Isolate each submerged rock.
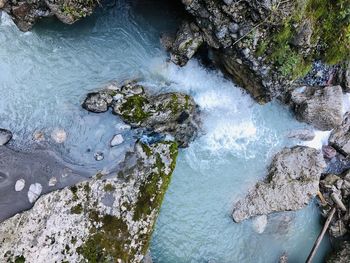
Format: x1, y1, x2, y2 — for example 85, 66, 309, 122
0, 141, 178, 263
287, 129, 315, 141
82, 81, 201, 147
27, 183, 42, 203
94, 151, 104, 161
51, 128, 67, 144
290, 86, 343, 130
329, 112, 350, 156
0, 128, 12, 145
14, 179, 25, 192
232, 146, 326, 222
252, 215, 267, 234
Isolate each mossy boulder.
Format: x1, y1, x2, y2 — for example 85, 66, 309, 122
176, 0, 350, 102
0, 141, 178, 263
2, 0, 98, 31
82, 81, 201, 147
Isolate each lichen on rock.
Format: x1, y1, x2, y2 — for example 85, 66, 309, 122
0, 141, 178, 263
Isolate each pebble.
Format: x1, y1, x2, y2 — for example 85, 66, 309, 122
27, 183, 42, 203
110, 134, 124, 147
15, 179, 25, 192
48, 177, 57, 187
0, 128, 12, 145
252, 215, 267, 234
323, 145, 337, 159
94, 152, 104, 161
51, 128, 67, 144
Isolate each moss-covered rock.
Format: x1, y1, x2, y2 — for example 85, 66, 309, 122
82, 81, 201, 147
0, 141, 178, 263
176, 0, 350, 102
2, 0, 98, 31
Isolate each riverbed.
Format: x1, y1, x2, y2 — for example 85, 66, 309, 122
0, 0, 329, 262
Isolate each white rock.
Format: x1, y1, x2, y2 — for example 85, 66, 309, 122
116, 123, 131, 131
48, 177, 57, 187
252, 215, 268, 234
28, 183, 42, 203
15, 179, 25, 192
33, 130, 45, 142
51, 128, 67, 143
110, 134, 124, 147
94, 152, 104, 161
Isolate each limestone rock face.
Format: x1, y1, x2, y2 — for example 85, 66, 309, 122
329, 112, 350, 156
2, 0, 97, 31
232, 146, 326, 222
290, 86, 343, 131
0, 141, 178, 263
82, 81, 201, 148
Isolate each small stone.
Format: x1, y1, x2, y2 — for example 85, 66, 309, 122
110, 134, 124, 147
0, 128, 12, 145
94, 152, 104, 161
48, 177, 57, 187
279, 253, 288, 263
116, 123, 131, 131
0, 0, 6, 9
15, 179, 25, 192
113, 94, 123, 101
228, 23, 239, 33
33, 130, 45, 142
252, 215, 267, 234
51, 128, 67, 144
28, 183, 42, 203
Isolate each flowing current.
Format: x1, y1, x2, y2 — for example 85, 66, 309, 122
0, 1, 330, 262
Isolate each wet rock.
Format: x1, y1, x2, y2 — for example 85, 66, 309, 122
110, 134, 124, 147
0, 128, 12, 145
83, 82, 201, 148
287, 129, 315, 141
252, 215, 267, 234
232, 146, 326, 222
27, 183, 42, 203
329, 112, 350, 156
51, 128, 67, 143
94, 151, 104, 161
0, 141, 178, 263
170, 21, 204, 66
14, 179, 25, 192
290, 86, 343, 130
279, 253, 288, 263
323, 145, 337, 159
82, 91, 113, 113
0, 0, 6, 9
4, 0, 97, 31
291, 19, 313, 49
329, 219, 347, 238
326, 241, 350, 263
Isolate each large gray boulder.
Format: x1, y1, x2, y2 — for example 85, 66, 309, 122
0, 141, 178, 263
232, 146, 326, 222
82, 81, 201, 148
290, 86, 343, 130
329, 112, 350, 156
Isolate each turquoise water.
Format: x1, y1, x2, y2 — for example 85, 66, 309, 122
0, 1, 329, 262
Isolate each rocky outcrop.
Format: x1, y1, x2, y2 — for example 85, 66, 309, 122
1, 0, 97, 31
82, 81, 201, 147
170, 21, 204, 66
0, 141, 178, 263
172, 0, 350, 103
290, 85, 343, 130
232, 146, 326, 222
335, 62, 350, 92
326, 241, 350, 263
329, 112, 350, 156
